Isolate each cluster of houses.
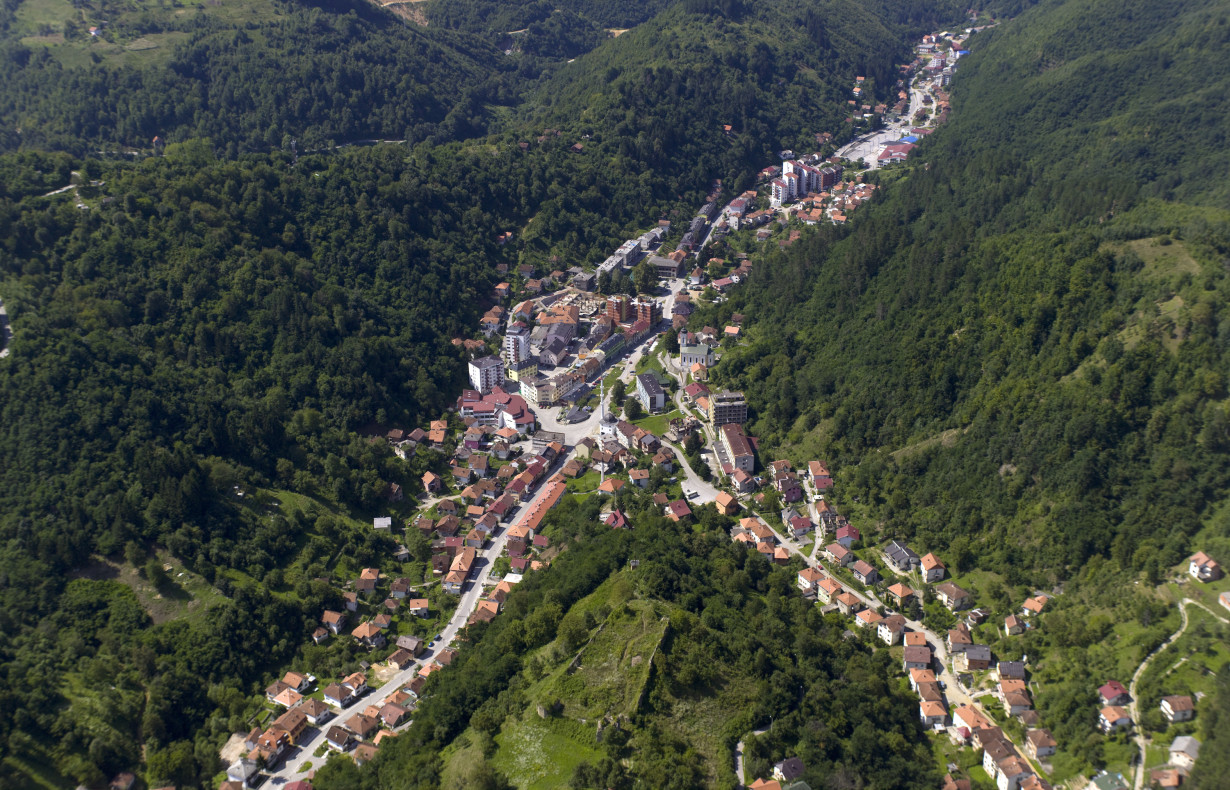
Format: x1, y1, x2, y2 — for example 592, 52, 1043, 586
477, 287, 661, 409
769, 159, 845, 208
672, 260, 754, 318
226, 660, 413, 787
308, 569, 433, 652
425, 412, 571, 582
946, 703, 1053, 790
1095, 680, 1205, 787
1153, 737, 1202, 789
758, 156, 879, 227
232, 574, 530, 783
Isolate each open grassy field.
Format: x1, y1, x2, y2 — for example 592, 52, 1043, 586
9, 0, 284, 66
565, 469, 602, 494
70, 550, 229, 627
492, 711, 605, 789
1137, 604, 1230, 708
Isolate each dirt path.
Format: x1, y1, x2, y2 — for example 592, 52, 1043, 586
1185, 597, 1230, 626
1129, 599, 1193, 790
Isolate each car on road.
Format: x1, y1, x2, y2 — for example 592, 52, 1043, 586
687, 491, 700, 499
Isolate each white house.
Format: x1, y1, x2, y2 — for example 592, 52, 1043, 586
1189, 551, 1222, 582
1170, 736, 1200, 769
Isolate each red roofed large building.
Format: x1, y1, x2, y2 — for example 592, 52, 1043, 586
877, 142, 915, 164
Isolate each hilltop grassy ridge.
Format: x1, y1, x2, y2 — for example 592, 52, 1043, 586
319, 495, 935, 789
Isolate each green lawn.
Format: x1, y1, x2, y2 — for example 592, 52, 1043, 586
13, 0, 282, 67
968, 764, 995, 788
633, 409, 682, 437
13, 0, 76, 34
634, 348, 661, 374
601, 367, 624, 395
1137, 604, 1230, 707
928, 733, 985, 783
1164, 572, 1230, 615
565, 469, 604, 494
1144, 743, 1171, 769
946, 568, 1007, 610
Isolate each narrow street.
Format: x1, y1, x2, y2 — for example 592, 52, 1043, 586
734, 726, 769, 785
270, 447, 585, 783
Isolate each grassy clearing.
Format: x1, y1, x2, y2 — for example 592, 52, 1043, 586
1164, 574, 1230, 615
13, 0, 76, 33
1120, 238, 1200, 281
11, 0, 284, 66
72, 552, 229, 627
1144, 742, 1171, 770
1138, 604, 1230, 703
946, 567, 1007, 605
890, 427, 964, 462
632, 408, 681, 437
492, 711, 603, 789
565, 469, 603, 494
928, 733, 985, 781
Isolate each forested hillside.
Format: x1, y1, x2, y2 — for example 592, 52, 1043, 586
0, 0, 516, 154
707, 0, 1230, 578
524, 0, 904, 195
11, 0, 1195, 782
312, 496, 937, 790
0, 0, 954, 778
0, 130, 681, 785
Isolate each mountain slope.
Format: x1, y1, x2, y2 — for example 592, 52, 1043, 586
0, 0, 511, 153
708, 0, 1230, 577
314, 497, 936, 790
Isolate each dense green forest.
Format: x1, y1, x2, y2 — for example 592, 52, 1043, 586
0, 0, 518, 154
705, 0, 1230, 579
0, 134, 678, 785
0, 0, 961, 780
0, 0, 989, 156
312, 495, 937, 790
15, 0, 1230, 782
